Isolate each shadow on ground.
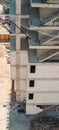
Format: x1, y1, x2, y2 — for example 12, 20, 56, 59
7, 83, 30, 130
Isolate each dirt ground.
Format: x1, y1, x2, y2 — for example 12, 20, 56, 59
0, 44, 11, 129
0, 44, 11, 105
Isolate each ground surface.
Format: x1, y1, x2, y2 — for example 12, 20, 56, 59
0, 44, 30, 130
0, 44, 11, 130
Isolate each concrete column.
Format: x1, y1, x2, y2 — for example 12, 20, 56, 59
16, 0, 21, 102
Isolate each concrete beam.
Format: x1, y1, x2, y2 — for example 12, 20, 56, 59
31, 3, 59, 8
30, 26, 59, 30
29, 46, 59, 49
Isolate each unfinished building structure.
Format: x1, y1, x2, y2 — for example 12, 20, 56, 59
10, 0, 59, 114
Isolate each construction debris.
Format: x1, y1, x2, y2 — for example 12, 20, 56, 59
30, 116, 59, 130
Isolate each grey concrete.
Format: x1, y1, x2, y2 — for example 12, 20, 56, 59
9, 110, 30, 130
0, 105, 30, 130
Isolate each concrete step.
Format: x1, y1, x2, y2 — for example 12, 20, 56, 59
40, 30, 59, 45
39, 49, 59, 62
41, 11, 59, 25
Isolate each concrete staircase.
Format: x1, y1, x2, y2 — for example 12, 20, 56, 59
41, 11, 59, 25
47, 0, 59, 4
40, 30, 59, 45
30, 11, 59, 26
39, 49, 59, 62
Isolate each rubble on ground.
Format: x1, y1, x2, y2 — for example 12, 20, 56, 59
30, 116, 59, 130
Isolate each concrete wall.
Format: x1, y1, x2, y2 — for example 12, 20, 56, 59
26, 64, 59, 114
26, 93, 59, 104
10, 0, 59, 114
28, 64, 59, 79
27, 80, 59, 92
26, 105, 42, 115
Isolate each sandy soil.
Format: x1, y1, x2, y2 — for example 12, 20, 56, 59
0, 44, 11, 130
0, 44, 11, 105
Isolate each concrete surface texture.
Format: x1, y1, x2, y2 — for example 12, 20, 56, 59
0, 4, 3, 13
0, 44, 30, 130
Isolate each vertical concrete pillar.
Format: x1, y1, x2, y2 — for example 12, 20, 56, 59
16, 0, 21, 102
